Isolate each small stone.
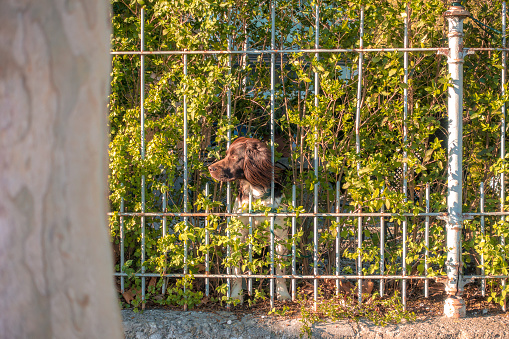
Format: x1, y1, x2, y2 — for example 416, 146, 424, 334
482, 309, 488, 315
227, 320, 232, 325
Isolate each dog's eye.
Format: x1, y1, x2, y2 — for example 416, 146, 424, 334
230, 155, 236, 159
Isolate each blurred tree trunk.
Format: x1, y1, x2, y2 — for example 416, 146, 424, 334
0, 1, 122, 338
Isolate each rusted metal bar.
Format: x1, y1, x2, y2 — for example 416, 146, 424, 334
111, 47, 444, 55
463, 212, 509, 216
113, 273, 509, 280
109, 211, 509, 218
110, 211, 452, 217
467, 47, 509, 52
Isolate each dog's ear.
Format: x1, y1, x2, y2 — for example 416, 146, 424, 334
243, 139, 273, 188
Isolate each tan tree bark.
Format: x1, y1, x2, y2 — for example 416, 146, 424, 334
0, 0, 123, 338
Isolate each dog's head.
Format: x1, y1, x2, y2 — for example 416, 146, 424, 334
208, 137, 273, 188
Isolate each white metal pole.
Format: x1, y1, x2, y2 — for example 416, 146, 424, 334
443, 2, 470, 319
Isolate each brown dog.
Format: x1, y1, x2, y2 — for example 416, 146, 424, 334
209, 137, 291, 302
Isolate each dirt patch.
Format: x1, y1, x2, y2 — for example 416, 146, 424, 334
136, 280, 504, 319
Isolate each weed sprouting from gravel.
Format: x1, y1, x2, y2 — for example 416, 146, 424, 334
297, 288, 416, 338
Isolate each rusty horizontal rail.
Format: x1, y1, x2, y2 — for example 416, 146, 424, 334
111, 47, 442, 56
108, 211, 509, 218
114, 272, 509, 280
110, 47, 509, 56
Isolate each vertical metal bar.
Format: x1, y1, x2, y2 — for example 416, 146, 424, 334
162, 190, 167, 237
292, 184, 296, 301
140, 7, 146, 305
205, 183, 210, 297
120, 195, 125, 293
443, 3, 469, 318
480, 182, 485, 297
425, 183, 430, 298
248, 190, 253, 296
313, 0, 320, 312
242, 20, 249, 92
270, 0, 276, 310
402, 6, 409, 310
336, 181, 341, 296
226, 189, 231, 306
182, 52, 189, 310
379, 186, 385, 297
226, 18, 232, 306
500, 1, 507, 310
355, 6, 364, 304
161, 188, 167, 294
183, 52, 189, 279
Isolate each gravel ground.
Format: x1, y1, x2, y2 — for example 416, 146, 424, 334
122, 308, 509, 338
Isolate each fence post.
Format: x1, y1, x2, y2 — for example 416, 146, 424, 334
442, 1, 470, 318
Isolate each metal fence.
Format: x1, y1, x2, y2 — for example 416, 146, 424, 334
109, 1, 509, 318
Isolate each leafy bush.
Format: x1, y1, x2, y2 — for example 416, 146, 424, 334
109, 0, 509, 311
